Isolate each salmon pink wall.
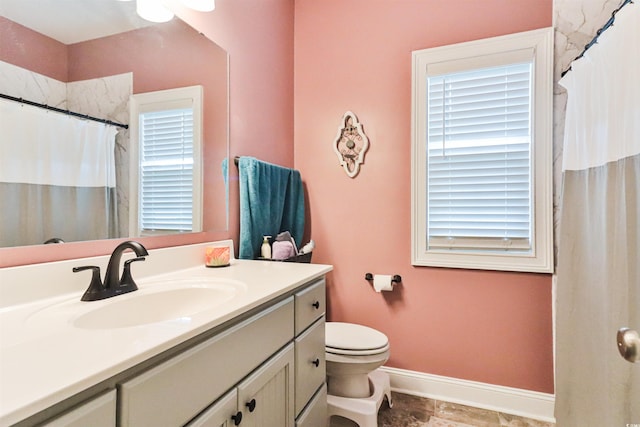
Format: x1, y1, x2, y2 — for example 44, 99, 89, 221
294, 0, 554, 393
171, 0, 295, 167
0, 16, 67, 81
67, 19, 225, 94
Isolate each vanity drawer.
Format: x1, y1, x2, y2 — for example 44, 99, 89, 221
295, 278, 325, 335
295, 316, 326, 416
118, 297, 294, 427
296, 383, 327, 427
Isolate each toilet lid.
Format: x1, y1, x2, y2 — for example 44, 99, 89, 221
325, 322, 389, 353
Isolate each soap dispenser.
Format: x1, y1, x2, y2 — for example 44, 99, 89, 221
261, 236, 272, 259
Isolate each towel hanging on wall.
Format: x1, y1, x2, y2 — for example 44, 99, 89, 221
237, 156, 305, 259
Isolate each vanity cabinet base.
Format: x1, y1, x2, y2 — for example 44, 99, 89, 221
29, 276, 328, 427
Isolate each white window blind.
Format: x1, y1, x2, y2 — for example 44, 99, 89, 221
139, 107, 194, 232
412, 28, 553, 272
426, 62, 532, 251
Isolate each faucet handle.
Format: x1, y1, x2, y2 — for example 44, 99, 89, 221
73, 266, 104, 302
119, 256, 146, 293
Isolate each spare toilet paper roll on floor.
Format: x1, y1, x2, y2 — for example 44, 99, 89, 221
373, 274, 394, 292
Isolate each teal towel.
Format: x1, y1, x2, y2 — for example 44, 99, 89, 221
238, 157, 305, 259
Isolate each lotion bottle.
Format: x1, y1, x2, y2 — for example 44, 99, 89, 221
261, 236, 272, 259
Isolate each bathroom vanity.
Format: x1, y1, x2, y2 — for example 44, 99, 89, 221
0, 241, 332, 427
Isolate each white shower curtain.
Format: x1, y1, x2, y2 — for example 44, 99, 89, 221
555, 3, 640, 426
0, 99, 118, 247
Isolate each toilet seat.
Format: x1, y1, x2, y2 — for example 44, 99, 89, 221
325, 322, 389, 356
326, 342, 390, 356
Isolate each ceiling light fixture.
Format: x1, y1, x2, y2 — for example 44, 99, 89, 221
136, 0, 174, 23
134, 0, 216, 23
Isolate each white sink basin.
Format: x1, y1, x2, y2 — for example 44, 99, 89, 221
27, 277, 247, 330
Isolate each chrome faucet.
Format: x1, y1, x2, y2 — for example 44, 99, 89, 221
73, 241, 149, 301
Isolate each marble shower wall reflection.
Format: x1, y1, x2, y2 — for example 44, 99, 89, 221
67, 73, 132, 238
552, 0, 622, 261
0, 61, 67, 106
0, 61, 132, 238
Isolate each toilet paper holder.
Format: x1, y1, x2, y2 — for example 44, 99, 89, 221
364, 273, 402, 284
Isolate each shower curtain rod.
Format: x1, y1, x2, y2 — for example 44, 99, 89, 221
561, 0, 634, 77
0, 93, 129, 129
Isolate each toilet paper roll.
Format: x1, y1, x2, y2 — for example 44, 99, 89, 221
373, 274, 394, 292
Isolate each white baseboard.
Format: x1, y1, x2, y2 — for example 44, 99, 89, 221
380, 367, 555, 423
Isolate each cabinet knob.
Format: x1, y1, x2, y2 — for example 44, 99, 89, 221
312, 358, 320, 367
312, 301, 320, 309
246, 398, 257, 412
231, 411, 243, 425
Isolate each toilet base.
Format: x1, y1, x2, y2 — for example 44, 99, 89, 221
327, 371, 372, 398
327, 369, 392, 427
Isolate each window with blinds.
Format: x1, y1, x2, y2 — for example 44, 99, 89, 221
139, 108, 194, 232
427, 63, 532, 251
411, 28, 554, 273
130, 86, 203, 237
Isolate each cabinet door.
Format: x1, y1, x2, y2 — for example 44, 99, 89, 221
40, 390, 116, 427
185, 389, 238, 427
295, 317, 325, 416
237, 343, 295, 427
119, 298, 294, 427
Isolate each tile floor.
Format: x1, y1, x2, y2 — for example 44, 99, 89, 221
330, 391, 555, 427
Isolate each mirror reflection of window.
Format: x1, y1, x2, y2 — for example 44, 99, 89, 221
0, 3, 230, 248
130, 86, 203, 236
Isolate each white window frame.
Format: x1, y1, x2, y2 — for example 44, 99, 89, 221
411, 28, 554, 273
129, 86, 203, 237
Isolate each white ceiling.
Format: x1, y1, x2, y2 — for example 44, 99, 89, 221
0, 0, 154, 44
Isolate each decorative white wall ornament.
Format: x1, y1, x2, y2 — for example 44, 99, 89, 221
333, 111, 370, 178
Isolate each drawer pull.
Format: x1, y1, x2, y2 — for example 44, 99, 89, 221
312, 301, 320, 309
246, 398, 257, 412
231, 411, 243, 425
312, 358, 320, 367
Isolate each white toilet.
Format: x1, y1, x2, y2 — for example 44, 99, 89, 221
325, 322, 392, 427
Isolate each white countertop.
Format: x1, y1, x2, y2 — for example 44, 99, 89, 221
0, 241, 332, 426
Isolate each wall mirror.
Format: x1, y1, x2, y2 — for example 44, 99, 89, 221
0, 0, 229, 248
